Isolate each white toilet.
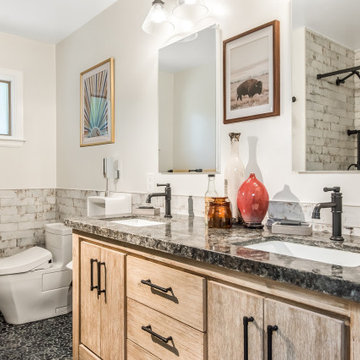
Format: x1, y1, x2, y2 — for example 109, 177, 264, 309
0, 223, 73, 324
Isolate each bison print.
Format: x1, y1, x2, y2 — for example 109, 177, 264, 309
237, 79, 262, 101
230, 72, 269, 111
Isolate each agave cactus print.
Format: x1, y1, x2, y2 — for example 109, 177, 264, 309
80, 58, 114, 146
84, 70, 109, 138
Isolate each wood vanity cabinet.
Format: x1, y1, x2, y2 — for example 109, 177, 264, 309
265, 299, 346, 360
208, 281, 347, 360
73, 233, 359, 360
79, 241, 126, 360
208, 281, 264, 360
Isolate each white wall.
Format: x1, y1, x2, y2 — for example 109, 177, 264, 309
0, 32, 56, 189
56, 0, 360, 207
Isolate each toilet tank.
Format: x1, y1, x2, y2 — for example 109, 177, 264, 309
45, 223, 72, 266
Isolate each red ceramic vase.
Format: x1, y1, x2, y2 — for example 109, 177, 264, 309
237, 173, 269, 228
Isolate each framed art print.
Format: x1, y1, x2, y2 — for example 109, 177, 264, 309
80, 58, 114, 146
223, 20, 280, 123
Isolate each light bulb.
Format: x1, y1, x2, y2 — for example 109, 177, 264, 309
149, 2, 167, 23
142, 0, 174, 35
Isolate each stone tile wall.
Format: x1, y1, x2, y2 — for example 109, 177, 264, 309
269, 200, 360, 237
55, 189, 204, 219
1, 187, 360, 257
0, 189, 56, 257
55, 189, 103, 221
306, 29, 356, 170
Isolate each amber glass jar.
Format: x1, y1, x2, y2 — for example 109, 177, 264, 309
207, 197, 232, 229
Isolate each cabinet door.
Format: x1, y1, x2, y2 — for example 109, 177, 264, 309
208, 281, 264, 360
80, 241, 101, 356
99, 247, 126, 360
265, 299, 347, 360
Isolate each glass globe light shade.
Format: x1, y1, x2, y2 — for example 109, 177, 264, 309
173, 0, 209, 22
142, 0, 175, 35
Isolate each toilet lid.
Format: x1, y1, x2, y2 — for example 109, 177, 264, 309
0, 247, 52, 275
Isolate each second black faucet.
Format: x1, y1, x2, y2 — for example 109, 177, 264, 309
146, 183, 172, 218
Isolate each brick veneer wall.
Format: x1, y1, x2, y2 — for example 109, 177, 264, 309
305, 29, 356, 171
0, 189, 56, 257
1, 187, 360, 257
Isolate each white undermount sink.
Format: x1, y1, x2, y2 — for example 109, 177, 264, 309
111, 218, 164, 227
245, 241, 360, 267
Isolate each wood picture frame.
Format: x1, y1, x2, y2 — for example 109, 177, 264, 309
80, 58, 115, 146
223, 20, 280, 124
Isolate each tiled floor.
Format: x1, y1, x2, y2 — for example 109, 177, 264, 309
0, 312, 72, 360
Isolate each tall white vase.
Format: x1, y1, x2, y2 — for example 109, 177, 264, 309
224, 132, 245, 222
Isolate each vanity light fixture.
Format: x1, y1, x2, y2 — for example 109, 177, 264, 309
173, 0, 209, 22
142, 0, 175, 35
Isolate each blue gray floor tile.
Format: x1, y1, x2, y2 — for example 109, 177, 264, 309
0, 312, 72, 360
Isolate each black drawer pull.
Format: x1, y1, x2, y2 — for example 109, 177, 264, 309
98, 261, 106, 301
141, 325, 173, 344
243, 316, 254, 360
267, 325, 278, 360
90, 259, 99, 292
141, 279, 172, 294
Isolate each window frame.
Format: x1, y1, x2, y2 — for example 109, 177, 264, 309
0, 79, 12, 136
0, 68, 24, 147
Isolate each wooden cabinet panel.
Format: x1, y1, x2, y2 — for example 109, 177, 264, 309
79, 345, 101, 360
208, 281, 264, 360
127, 298, 206, 360
80, 241, 101, 356
127, 255, 206, 331
265, 299, 346, 360
100, 247, 126, 360
127, 340, 160, 360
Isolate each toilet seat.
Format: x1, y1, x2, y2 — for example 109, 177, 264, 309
0, 247, 52, 275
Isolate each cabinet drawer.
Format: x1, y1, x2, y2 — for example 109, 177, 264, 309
127, 340, 160, 360
127, 298, 206, 360
127, 256, 206, 331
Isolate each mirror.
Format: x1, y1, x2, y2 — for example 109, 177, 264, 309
292, 0, 360, 172
158, 25, 219, 174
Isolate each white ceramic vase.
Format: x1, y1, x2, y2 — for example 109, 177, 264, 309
224, 132, 245, 222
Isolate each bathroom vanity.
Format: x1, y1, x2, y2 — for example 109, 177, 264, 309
65, 215, 360, 360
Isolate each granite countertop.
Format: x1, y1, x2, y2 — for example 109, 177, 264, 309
64, 214, 360, 303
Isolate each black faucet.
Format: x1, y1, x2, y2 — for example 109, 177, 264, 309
146, 183, 172, 218
312, 187, 343, 241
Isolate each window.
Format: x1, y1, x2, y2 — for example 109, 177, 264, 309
0, 69, 24, 147
0, 80, 11, 136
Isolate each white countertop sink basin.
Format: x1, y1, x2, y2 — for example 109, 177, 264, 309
111, 218, 164, 227
245, 241, 360, 267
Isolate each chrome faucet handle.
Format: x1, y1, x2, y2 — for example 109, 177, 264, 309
323, 187, 340, 193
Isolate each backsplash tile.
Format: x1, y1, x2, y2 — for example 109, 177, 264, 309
0, 188, 360, 257
0, 189, 57, 257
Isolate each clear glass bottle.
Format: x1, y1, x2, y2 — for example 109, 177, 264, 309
205, 174, 218, 224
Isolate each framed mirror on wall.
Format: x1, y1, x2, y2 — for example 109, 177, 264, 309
292, 0, 360, 172
158, 25, 220, 174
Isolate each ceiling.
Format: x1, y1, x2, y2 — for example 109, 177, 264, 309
293, 0, 360, 50
0, 0, 117, 44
